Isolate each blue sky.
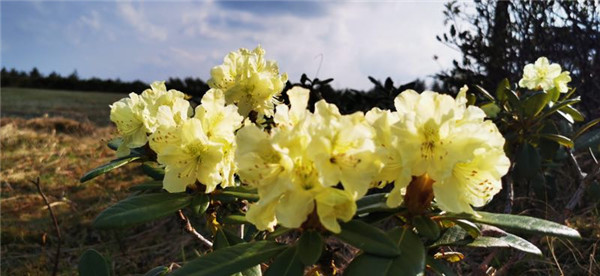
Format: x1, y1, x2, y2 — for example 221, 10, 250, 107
1, 1, 459, 90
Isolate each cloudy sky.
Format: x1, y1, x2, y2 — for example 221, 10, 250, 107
1, 1, 460, 90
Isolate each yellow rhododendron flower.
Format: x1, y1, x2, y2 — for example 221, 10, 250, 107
308, 101, 382, 198
149, 89, 242, 193
236, 87, 377, 233
382, 86, 510, 214
110, 81, 190, 157
208, 45, 288, 118
519, 57, 571, 92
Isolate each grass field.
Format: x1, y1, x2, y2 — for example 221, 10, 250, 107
1, 88, 206, 275
1, 87, 128, 126
1, 88, 599, 275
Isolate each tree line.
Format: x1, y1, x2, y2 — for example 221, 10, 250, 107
0, 67, 209, 97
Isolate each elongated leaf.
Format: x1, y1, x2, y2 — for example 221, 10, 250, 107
474, 85, 495, 101
413, 216, 440, 240
345, 228, 425, 276
336, 220, 400, 257
574, 118, 600, 139
221, 215, 249, 225
505, 89, 520, 111
387, 228, 426, 275
466, 233, 542, 255
107, 138, 123, 151
141, 162, 165, 180
538, 98, 581, 121
560, 105, 585, 122
522, 91, 549, 118
264, 246, 303, 276
129, 180, 163, 192
496, 78, 510, 103
539, 134, 574, 148
356, 193, 400, 214
444, 212, 581, 239
426, 256, 457, 276
78, 249, 110, 276
514, 143, 541, 179
454, 219, 481, 238
266, 227, 292, 240
214, 229, 263, 276
144, 266, 169, 276
430, 226, 467, 248
190, 193, 210, 215
81, 155, 141, 182
345, 253, 395, 276
217, 186, 259, 202
93, 193, 192, 229
171, 241, 285, 276
297, 230, 323, 266
575, 128, 600, 152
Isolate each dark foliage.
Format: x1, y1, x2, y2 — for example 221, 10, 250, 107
436, 0, 600, 116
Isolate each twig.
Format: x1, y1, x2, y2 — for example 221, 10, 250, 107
564, 151, 600, 216
31, 177, 61, 276
176, 210, 213, 247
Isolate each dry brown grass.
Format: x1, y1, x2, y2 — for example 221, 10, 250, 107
0, 117, 204, 275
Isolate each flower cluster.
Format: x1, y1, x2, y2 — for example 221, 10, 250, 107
519, 57, 571, 93
207, 45, 288, 118
235, 87, 381, 233
368, 87, 510, 214
110, 81, 191, 157
109, 46, 513, 234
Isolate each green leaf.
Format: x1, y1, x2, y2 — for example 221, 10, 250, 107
454, 219, 481, 238
128, 180, 163, 192
336, 220, 401, 257
560, 105, 585, 122
264, 246, 304, 276
514, 143, 541, 179
473, 85, 495, 101
387, 228, 426, 275
426, 256, 457, 276
466, 233, 542, 255
78, 249, 110, 276
345, 228, 425, 276
214, 229, 263, 276
573, 118, 600, 140
190, 193, 210, 215
266, 227, 292, 240
214, 229, 231, 250
575, 128, 600, 152
217, 186, 259, 202
221, 215, 249, 225
93, 193, 192, 229
107, 138, 123, 151
505, 89, 521, 111
413, 216, 440, 240
444, 212, 581, 239
141, 162, 165, 180
479, 102, 501, 118
522, 91, 549, 118
297, 230, 323, 266
144, 266, 169, 276
430, 226, 467, 248
171, 241, 285, 276
539, 134, 574, 148
80, 155, 141, 182
538, 98, 580, 121
495, 78, 510, 103
356, 193, 400, 214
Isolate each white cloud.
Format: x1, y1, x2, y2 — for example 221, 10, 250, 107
80, 10, 100, 30
117, 2, 168, 42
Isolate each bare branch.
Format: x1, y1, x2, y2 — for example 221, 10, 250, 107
176, 210, 213, 248
564, 151, 600, 215
31, 177, 61, 276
